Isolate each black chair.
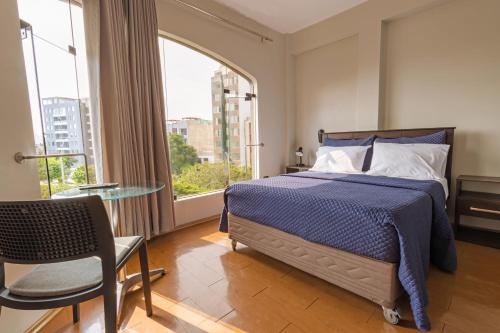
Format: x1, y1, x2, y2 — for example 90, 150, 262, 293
0, 196, 153, 332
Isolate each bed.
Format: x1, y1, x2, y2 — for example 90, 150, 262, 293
219, 127, 457, 331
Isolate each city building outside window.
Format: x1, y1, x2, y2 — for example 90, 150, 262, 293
18, 0, 96, 198
159, 36, 257, 198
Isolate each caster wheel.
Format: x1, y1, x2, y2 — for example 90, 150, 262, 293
231, 239, 237, 251
382, 306, 401, 325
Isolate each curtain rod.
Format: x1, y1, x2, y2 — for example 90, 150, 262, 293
171, 0, 274, 42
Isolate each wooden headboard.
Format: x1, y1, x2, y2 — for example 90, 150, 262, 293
318, 127, 456, 191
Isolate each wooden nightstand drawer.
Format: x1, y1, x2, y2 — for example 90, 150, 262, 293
455, 176, 500, 248
456, 191, 500, 219
457, 200, 500, 219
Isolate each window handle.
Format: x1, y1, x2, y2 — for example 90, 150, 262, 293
245, 143, 264, 148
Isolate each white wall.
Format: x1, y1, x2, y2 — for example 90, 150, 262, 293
174, 192, 223, 227
383, 0, 500, 179
0, 0, 47, 331
288, 0, 449, 141
288, 0, 500, 229
295, 35, 358, 165
383, 0, 500, 229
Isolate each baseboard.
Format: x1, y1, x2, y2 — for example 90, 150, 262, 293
174, 214, 220, 231
25, 308, 63, 333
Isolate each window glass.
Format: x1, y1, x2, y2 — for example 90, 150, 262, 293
159, 37, 256, 198
18, 0, 96, 198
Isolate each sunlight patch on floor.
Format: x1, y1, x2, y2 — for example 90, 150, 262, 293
123, 291, 247, 333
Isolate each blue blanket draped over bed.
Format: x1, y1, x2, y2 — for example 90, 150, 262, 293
219, 172, 457, 331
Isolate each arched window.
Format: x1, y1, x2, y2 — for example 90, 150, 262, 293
158, 36, 257, 199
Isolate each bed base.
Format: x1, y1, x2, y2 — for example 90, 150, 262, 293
228, 213, 403, 325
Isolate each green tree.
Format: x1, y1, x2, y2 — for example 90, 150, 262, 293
37, 157, 77, 182
173, 181, 206, 196
72, 165, 87, 184
39, 181, 76, 199
40, 184, 49, 199
229, 164, 252, 182
168, 133, 199, 174
61, 156, 76, 169
37, 158, 47, 180
71, 164, 96, 184
46, 158, 62, 182
62, 157, 77, 177
172, 162, 252, 197
175, 162, 226, 190
87, 164, 96, 183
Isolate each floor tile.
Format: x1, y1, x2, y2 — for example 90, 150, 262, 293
39, 220, 500, 333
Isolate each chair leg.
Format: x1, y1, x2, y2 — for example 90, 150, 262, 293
72, 304, 80, 323
103, 287, 117, 333
139, 242, 153, 317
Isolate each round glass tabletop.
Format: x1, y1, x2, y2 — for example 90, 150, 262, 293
51, 182, 165, 201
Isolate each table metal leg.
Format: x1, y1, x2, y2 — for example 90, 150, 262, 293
109, 200, 167, 321
116, 268, 166, 321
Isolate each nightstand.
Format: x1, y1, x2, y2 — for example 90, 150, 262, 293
455, 175, 500, 248
285, 165, 311, 174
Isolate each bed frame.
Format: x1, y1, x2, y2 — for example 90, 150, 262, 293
228, 127, 455, 325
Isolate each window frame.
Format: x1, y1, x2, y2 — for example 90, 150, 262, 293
158, 32, 259, 200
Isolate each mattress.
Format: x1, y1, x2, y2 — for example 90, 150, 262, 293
229, 213, 402, 308
222, 172, 433, 262
219, 171, 457, 331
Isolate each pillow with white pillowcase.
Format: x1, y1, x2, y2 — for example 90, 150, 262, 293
310, 145, 371, 173
367, 142, 450, 196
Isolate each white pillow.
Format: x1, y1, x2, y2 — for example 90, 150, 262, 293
367, 142, 450, 196
310, 145, 371, 173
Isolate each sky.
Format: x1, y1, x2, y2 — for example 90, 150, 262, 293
160, 38, 221, 121
18, 0, 89, 145
17, 0, 251, 145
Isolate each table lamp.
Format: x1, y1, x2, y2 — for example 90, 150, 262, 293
296, 147, 304, 167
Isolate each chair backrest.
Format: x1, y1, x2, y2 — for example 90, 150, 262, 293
0, 196, 115, 265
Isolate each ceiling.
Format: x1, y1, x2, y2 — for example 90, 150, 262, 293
211, 0, 368, 34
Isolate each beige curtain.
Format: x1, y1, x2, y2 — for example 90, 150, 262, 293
83, 0, 175, 239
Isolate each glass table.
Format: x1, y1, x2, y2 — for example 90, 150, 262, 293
52, 182, 165, 236
52, 182, 165, 201
52, 182, 166, 319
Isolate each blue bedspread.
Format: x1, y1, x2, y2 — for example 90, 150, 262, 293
219, 172, 457, 331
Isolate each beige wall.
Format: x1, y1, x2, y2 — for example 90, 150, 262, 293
0, 0, 47, 331
288, 0, 450, 139
289, 0, 500, 228
383, 0, 500, 178
383, 0, 500, 229
295, 35, 359, 165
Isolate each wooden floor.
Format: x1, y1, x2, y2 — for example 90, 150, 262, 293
40, 220, 500, 333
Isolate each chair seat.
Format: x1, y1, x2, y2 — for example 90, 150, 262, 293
8, 236, 142, 298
